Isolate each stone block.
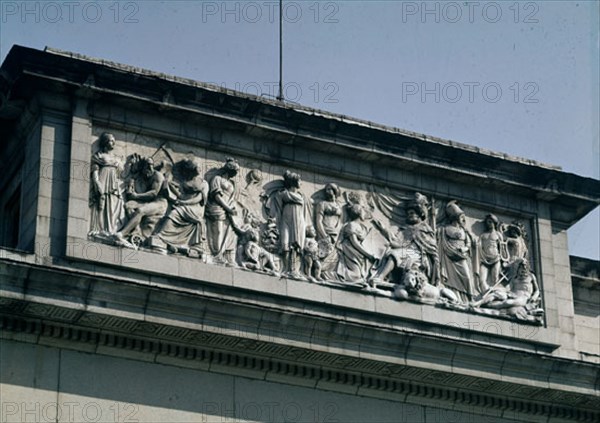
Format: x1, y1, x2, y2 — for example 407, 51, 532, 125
71, 121, 92, 143
64, 217, 88, 240
232, 267, 287, 296
286, 279, 331, 304
331, 287, 376, 312
0, 340, 59, 410
67, 197, 90, 220
373, 296, 405, 318
178, 257, 233, 286
69, 177, 91, 201
125, 249, 179, 278
556, 298, 575, 317
70, 140, 91, 163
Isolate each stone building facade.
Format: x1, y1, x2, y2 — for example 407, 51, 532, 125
1, 45, 599, 422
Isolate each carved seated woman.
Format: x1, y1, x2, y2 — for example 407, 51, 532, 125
154, 158, 209, 257
336, 203, 377, 283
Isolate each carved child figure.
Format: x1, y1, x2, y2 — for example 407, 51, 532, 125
240, 229, 277, 274
233, 214, 277, 274
505, 223, 528, 264
303, 226, 322, 281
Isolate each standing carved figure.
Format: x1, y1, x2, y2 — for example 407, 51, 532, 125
277, 171, 307, 278
438, 201, 478, 303
505, 222, 528, 264
314, 183, 342, 279
336, 203, 377, 283
478, 214, 505, 293
115, 156, 168, 246
89, 132, 124, 237
303, 226, 322, 281
205, 158, 240, 265
155, 158, 209, 256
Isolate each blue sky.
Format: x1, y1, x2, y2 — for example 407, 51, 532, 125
1, 0, 598, 259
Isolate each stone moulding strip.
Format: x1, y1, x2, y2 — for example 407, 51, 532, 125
2, 252, 558, 351
0, 314, 598, 423
20, 67, 598, 209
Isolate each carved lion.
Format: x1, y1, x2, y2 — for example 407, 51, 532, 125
395, 267, 459, 304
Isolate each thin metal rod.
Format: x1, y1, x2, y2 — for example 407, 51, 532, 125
277, 0, 284, 101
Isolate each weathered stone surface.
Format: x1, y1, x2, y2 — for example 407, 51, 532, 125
1, 46, 599, 422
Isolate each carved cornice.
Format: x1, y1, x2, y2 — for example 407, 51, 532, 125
1, 313, 598, 423
1, 256, 599, 422
1, 45, 598, 227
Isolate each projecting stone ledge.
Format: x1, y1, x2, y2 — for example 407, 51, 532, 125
1, 255, 599, 420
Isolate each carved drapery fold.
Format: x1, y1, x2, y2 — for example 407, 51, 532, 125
87, 133, 543, 324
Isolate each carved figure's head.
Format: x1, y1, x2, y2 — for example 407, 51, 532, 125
99, 132, 116, 152
406, 192, 428, 223
445, 201, 465, 224
405, 207, 422, 225
305, 226, 316, 238
514, 258, 530, 277
506, 223, 523, 238
283, 170, 301, 189
223, 157, 240, 178
138, 157, 155, 179
175, 158, 201, 181
347, 203, 365, 221
324, 183, 340, 200
485, 214, 499, 230
402, 268, 428, 293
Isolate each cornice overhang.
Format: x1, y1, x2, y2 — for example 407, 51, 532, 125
1, 256, 599, 422
1, 45, 598, 228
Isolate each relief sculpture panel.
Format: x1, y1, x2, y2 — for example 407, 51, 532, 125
87, 131, 544, 325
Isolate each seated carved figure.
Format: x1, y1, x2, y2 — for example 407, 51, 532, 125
236, 228, 277, 274
369, 193, 439, 289
115, 155, 168, 247
395, 265, 458, 304
154, 158, 209, 257
336, 203, 377, 283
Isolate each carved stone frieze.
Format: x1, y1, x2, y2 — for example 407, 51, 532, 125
87, 132, 543, 324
